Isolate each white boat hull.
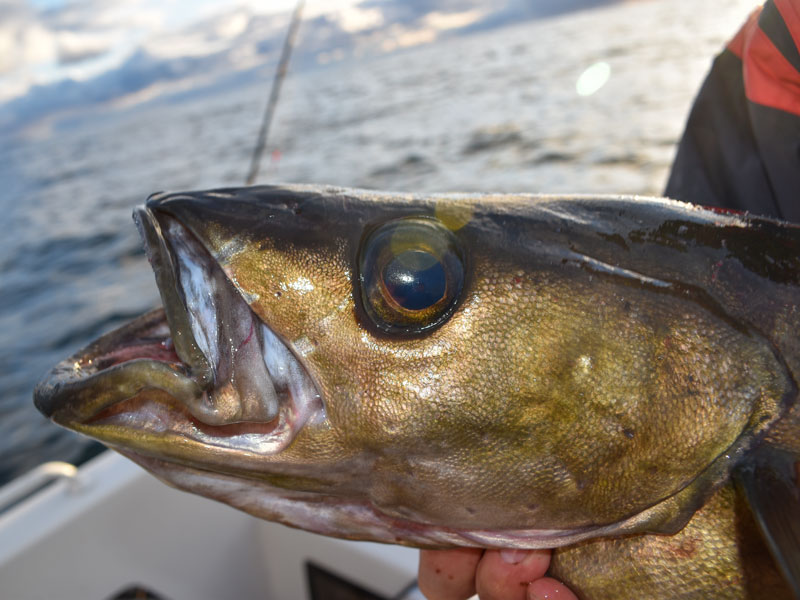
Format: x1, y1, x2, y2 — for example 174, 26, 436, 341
0, 451, 419, 600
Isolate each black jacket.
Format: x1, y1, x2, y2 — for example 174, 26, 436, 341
666, 0, 800, 221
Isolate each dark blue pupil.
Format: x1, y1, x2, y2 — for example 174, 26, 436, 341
383, 250, 446, 310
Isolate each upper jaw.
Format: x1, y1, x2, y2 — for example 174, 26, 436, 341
34, 205, 322, 456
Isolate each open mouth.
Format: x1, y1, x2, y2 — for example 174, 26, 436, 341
34, 207, 322, 455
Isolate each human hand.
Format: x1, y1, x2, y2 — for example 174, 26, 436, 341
418, 548, 578, 600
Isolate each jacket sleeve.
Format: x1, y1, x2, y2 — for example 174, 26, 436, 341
665, 0, 800, 221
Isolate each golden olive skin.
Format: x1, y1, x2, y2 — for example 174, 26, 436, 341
35, 185, 800, 599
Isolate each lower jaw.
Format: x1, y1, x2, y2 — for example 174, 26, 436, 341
43, 301, 322, 454
75, 391, 300, 456
86, 393, 282, 436
115, 449, 600, 551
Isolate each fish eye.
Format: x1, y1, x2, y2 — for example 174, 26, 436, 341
358, 217, 465, 334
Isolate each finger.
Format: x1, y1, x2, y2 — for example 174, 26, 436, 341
475, 549, 552, 600
527, 576, 580, 600
418, 548, 483, 600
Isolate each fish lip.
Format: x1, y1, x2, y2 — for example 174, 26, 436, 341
33, 308, 186, 420
35, 207, 323, 454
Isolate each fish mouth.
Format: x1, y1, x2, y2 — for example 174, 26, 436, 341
34, 207, 321, 456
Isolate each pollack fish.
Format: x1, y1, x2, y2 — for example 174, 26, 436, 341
35, 185, 800, 598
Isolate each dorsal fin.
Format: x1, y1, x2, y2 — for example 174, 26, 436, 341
734, 444, 800, 598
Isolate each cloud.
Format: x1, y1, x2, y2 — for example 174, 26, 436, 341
142, 7, 257, 59
38, 0, 163, 32
335, 5, 384, 33
0, 0, 623, 132
0, 1, 59, 102
56, 30, 117, 64
0, 1, 56, 75
423, 9, 483, 30
0, 0, 165, 101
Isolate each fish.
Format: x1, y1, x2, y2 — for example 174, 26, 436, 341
34, 184, 800, 598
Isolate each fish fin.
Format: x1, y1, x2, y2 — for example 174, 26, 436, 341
733, 444, 800, 598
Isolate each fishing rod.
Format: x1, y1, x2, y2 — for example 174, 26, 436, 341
245, 0, 305, 185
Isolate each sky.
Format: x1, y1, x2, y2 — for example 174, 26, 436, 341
1, 0, 362, 104
3, 0, 762, 133
2, 0, 517, 132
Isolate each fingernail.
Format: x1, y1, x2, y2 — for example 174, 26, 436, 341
500, 549, 527, 564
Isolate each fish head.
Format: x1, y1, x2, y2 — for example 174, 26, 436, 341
34, 185, 799, 548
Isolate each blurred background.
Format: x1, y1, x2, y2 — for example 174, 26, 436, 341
0, 0, 761, 486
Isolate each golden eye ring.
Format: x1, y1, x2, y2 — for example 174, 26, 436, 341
358, 217, 465, 335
